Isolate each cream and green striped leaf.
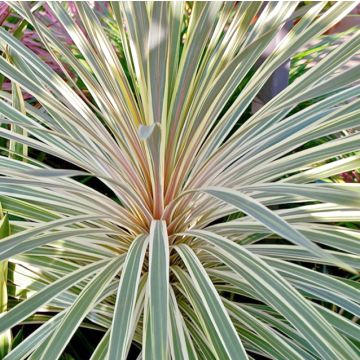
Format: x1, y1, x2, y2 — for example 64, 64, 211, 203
186, 229, 358, 360
175, 244, 248, 360
144, 220, 170, 359
108, 235, 148, 359
37, 256, 124, 360
0, 258, 114, 333
0, 208, 11, 358
200, 187, 355, 272
169, 287, 191, 360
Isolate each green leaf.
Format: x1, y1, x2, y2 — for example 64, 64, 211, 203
0, 258, 115, 333
169, 287, 190, 360
186, 229, 358, 360
223, 298, 304, 360
144, 220, 169, 359
147, 1, 168, 125
173, 267, 228, 359
174, 244, 248, 360
37, 256, 124, 360
108, 235, 148, 359
0, 211, 11, 358
4, 312, 63, 360
200, 187, 355, 272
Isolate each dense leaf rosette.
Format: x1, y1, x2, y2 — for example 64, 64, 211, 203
0, 2, 359, 359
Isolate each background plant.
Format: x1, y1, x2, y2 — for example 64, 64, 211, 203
0, 2, 359, 359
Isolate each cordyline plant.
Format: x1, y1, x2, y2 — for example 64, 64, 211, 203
0, 1, 360, 359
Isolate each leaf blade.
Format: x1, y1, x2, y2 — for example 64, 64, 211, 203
186, 228, 358, 360
174, 244, 248, 360
108, 235, 148, 360
201, 187, 355, 272
144, 220, 169, 359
